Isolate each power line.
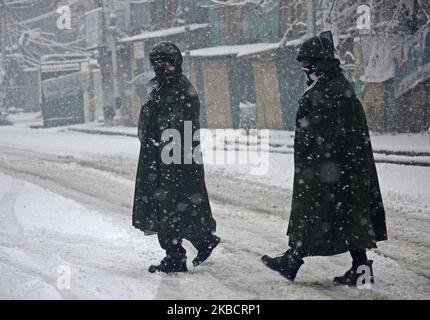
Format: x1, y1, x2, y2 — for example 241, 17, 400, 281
6, 0, 37, 9
8, 0, 81, 25
6, 0, 37, 4
5, 15, 16, 51
10, 9, 56, 25
11, 28, 42, 60
8, 11, 86, 54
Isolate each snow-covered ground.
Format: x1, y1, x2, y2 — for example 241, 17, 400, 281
0, 113, 429, 299
65, 118, 430, 154
64, 117, 430, 168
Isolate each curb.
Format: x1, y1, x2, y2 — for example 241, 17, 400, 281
66, 127, 430, 167
67, 128, 137, 138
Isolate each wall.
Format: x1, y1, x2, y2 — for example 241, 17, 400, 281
117, 44, 134, 125
252, 60, 283, 129
185, 59, 207, 127
205, 1, 281, 46
201, 59, 233, 128
276, 47, 305, 130
363, 81, 429, 133
362, 82, 388, 132
400, 84, 428, 132
41, 71, 85, 127
24, 69, 41, 112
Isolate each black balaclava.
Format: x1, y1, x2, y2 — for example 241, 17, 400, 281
149, 41, 183, 85
301, 59, 342, 86
297, 31, 338, 86
153, 58, 176, 84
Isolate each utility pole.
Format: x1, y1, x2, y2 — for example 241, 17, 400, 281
0, 0, 7, 119
185, 0, 192, 56
109, 14, 121, 125
100, 0, 121, 125
105, 0, 128, 126
306, 0, 317, 37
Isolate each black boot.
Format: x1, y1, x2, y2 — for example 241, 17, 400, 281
148, 256, 188, 274
333, 260, 374, 286
261, 249, 304, 281
152, 234, 188, 273
192, 235, 221, 267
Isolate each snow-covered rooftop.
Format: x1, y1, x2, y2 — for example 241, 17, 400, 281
187, 39, 301, 58
119, 24, 209, 43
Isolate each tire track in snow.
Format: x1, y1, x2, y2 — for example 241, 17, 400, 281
0, 180, 77, 300
0, 145, 429, 299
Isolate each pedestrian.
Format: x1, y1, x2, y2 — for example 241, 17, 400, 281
132, 41, 220, 273
261, 31, 388, 286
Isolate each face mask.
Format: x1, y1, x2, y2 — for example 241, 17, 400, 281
154, 65, 175, 83
302, 66, 318, 85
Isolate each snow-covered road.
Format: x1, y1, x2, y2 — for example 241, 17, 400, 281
0, 115, 429, 299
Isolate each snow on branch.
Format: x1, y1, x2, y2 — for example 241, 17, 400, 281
203, 0, 280, 10
279, 1, 307, 46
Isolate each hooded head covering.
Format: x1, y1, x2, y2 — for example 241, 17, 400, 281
149, 41, 183, 75
297, 31, 336, 62
297, 31, 341, 84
